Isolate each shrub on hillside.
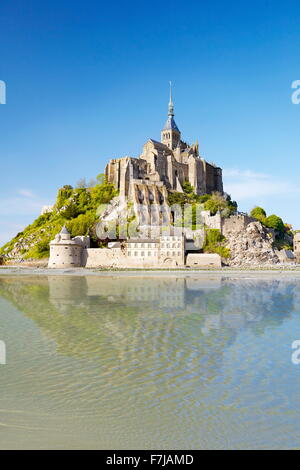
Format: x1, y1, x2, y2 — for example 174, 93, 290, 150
204, 192, 236, 217
56, 185, 73, 210
182, 180, 194, 194
250, 206, 267, 224
0, 175, 118, 260
90, 180, 118, 205
265, 214, 285, 233
66, 212, 97, 237
26, 239, 50, 259
202, 228, 230, 259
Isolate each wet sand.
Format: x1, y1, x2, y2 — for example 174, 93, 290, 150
1, 265, 300, 278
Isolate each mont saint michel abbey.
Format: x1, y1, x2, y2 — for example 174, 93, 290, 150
105, 86, 223, 204
48, 87, 225, 269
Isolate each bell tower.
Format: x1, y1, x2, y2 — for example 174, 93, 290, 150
161, 82, 181, 150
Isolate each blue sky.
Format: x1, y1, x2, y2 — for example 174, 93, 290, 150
0, 0, 300, 245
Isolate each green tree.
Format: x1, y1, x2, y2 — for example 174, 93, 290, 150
265, 214, 285, 233
250, 206, 267, 224
60, 201, 80, 219
90, 180, 118, 205
204, 192, 228, 215
75, 188, 92, 213
56, 185, 73, 210
96, 173, 105, 185
182, 180, 194, 195
225, 194, 238, 214
198, 194, 210, 203
67, 212, 97, 237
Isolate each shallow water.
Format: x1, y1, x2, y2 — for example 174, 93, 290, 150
0, 273, 300, 449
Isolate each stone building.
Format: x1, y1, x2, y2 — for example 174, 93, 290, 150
294, 232, 300, 261
105, 85, 223, 225
48, 229, 221, 269
126, 235, 185, 267
48, 226, 89, 268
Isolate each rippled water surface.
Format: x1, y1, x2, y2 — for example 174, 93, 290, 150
0, 273, 300, 449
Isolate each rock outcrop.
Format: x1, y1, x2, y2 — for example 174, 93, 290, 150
225, 221, 280, 266
2, 233, 41, 259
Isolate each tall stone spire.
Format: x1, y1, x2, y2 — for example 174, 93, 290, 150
161, 82, 181, 150
168, 81, 174, 117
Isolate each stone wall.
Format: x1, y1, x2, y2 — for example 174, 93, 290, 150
201, 210, 222, 230
82, 247, 123, 268
204, 162, 223, 194
83, 247, 175, 269
186, 253, 222, 268
222, 214, 255, 236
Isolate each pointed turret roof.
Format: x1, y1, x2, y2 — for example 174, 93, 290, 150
163, 81, 180, 132
60, 225, 70, 235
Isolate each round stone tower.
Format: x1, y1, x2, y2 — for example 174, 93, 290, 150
48, 226, 83, 268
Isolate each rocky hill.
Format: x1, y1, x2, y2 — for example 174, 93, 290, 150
224, 220, 280, 266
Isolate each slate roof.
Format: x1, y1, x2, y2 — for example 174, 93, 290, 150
60, 225, 70, 235
163, 116, 180, 132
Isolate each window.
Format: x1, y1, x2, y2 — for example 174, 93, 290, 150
134, 252, 138, 257
128, 251, 131, 256
148, 252, 152, 256
141, 252, 144, 256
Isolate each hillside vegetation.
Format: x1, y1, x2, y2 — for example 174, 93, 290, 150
250, 206, 293, 250
0, 176, 118, 260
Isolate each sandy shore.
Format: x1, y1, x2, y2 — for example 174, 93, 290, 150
2, 265, 300, 278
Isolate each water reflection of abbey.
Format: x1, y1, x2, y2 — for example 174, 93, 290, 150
1, 275, 299, 384
47, 275, 300, 331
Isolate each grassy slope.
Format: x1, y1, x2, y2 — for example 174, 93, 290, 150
0, 181, 118, 260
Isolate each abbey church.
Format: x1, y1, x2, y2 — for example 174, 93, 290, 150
105, 86, 223, 205
47, 88, 226, 269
